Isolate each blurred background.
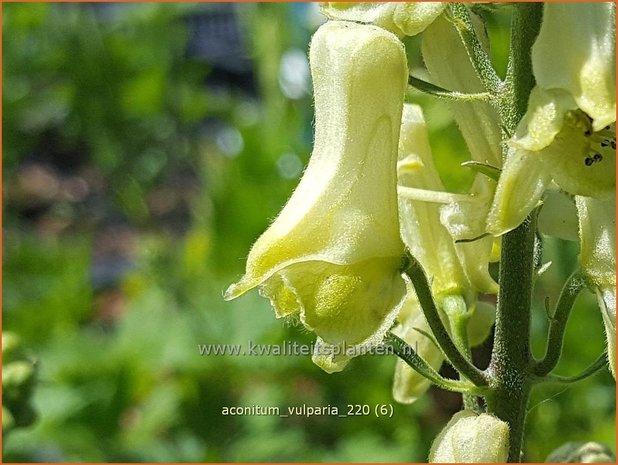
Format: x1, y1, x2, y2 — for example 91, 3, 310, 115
2, 3, 614, 462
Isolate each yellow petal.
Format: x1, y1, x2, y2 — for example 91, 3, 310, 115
511, 87, 578, 152
226, 21, 408, 356
398, 104, 467, 296
440, 175, 499, 293
262, 258, 405, 346
576, 194, 616, 378
576, 194, 616, 292
532, 2, 616, 130
537, 116, 615, 199
226, 20, 407, 299
311, 337, 352, 374
486, 147, 551, 236
393, 2, 446, 36
320, 3, 400, 35
422, 15, 502, 167
537, 190, 579, 242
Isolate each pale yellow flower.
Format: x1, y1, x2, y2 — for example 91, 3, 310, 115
421, 14, 501, 292
225, 21, 409, 370
397, 104, 498, 294
392, 288, 444, 405
392, 104, 496, 403
487, 3, 616, 235
398, 104, 467, 296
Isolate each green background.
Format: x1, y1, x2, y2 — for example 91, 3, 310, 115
2, 3, 615, 462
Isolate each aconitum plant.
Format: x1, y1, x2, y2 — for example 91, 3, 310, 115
226, 3, 615, 462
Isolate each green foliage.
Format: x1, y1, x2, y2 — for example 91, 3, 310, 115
2, 3, 614, 462
2, 332, 38, 435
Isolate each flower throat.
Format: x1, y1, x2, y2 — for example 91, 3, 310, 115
585, 119, 616, 167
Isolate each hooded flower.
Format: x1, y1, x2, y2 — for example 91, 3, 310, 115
420, 14, 501, 294
392, 104, 496, 403
397, 101, 498, 294
320, 2, 447, 37
429, 410, 510, 463
487, 3, 616, 235
576, 194, 616, 378
397, 104, 468, 296
225, 20, 409, 370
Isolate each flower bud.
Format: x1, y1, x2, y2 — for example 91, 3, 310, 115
577, 194, 616, 378
429, 410, 510, 463
2, 361, 35, 394
2, 332, 23, 364
225, 21, 408, 368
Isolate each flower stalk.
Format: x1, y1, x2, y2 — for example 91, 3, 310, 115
403, 254, 487, 388
500, 3, 544, 136
447, 3, 502, 95
483, 4, 544, 462
534, 271, 585, 376
384, 332, 485, 395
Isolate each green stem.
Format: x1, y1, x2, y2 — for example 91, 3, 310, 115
500, 2, 544, 136
534, 271, 585, 376
539, 352, 608, 385
384, 332, 484, 395
447, 3, 502, 94
408, 75, 492, 102
485, 211, 538, 462
484, 5, 543, 462
403, 254, 488, 387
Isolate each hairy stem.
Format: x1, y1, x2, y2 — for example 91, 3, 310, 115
384, 332, 484, 395
448, 3, 502, 94
484, 5, 544, 462
485, 210, 538, 462
408, 75, 492, 102
500, 2, 544, 136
